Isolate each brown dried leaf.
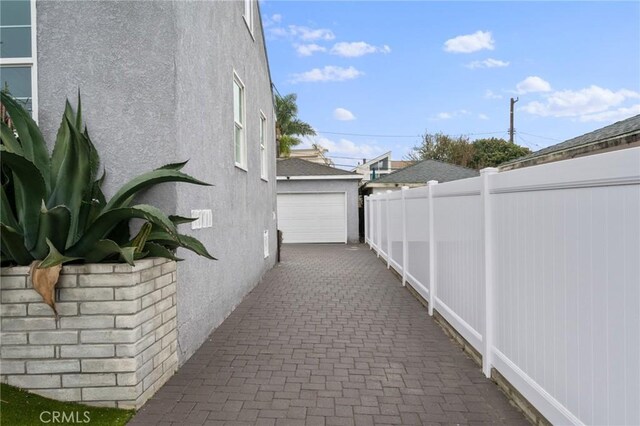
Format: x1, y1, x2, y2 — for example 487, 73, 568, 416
29, 260, 62, 318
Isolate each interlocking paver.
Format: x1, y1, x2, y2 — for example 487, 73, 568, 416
130, 244, 529, 425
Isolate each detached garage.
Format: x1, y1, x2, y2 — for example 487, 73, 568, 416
277, 158, 363, 243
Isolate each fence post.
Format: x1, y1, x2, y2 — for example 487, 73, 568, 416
386, 190, 392, 268
401, 186, 409, 286
376, 196, 381, 257
481, 168, 498, 378
427, 180, 438, 316
364, 196, 369, 246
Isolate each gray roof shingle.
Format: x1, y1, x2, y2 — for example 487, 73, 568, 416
277, 158, 360, 177
503, 114, 640, 167
369, 159, 478, 184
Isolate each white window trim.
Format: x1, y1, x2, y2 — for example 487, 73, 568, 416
0, 0, 38, 122
243, 0, 255, 40
260, 110, 268, 181
233, 71, 247, 171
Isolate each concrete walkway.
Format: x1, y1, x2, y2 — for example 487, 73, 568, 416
130, 244, 528, 425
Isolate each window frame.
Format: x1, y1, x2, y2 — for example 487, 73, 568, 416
233, 71, 247, 171
259, 110, 268, 181
243, 0, 254, 40
0, 0, 38, 121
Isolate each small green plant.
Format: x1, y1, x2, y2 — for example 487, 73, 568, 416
1, 91, 214, 311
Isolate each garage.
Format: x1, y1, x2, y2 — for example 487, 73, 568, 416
276, 158, 363, 244
277, 192, 346, 243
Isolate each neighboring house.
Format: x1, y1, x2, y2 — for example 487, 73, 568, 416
351, 151, 414, 182
501, 114, 640, 171
277, 158, 363, 243
362, 159, 479, 195
289, 146, 334, 166
1, 0, 277, 363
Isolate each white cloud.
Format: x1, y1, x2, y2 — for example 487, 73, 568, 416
484, 89, 503, 99
516, 76, 552, 94
444, 31, 495, 53
289, 25, 335, 41
333, 108, 356, 121
466, 58, 509, 69
478, 113, 490, 120
578, 104, 640, 122
304, 136, 384, 159
290, 66, 364, 83
521, 85, 640, 120
295, 43, 326, 57
271, 14, 282, 23
431, 109, 470, 120
330, 42, 391, 57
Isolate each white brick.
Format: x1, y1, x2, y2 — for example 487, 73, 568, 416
116, 331, 155, 357
80, 300, 140, 315
1, 317, 56, 331
161, 262, 177, 275
154, 297, 172, 315
143, 365, 163, 391
81, 328, 141, 344
0, 360, 25, 374
60, 344, 114, 358
1, 345, 54, 359
162, 353, 178, 374
63, 373, 116, 387
116, 372, 138, 386
153, 346, 172, 368
29, 330, 78, 344
114, 279, 155, 301
32, 388, 81, 401
28, 302, 77, 316
162, 306, 176, 323
79, 273, 139, 287
161, 329, 177, 349
154, 273, 173, 290
59, 287, 113, 301
1, 289, 42, 303
8, 374, 60, 388
152, 257, 168, 266
0, 332, 27, 345
82, 358, 137, 373
155, 320, 174, 341
115, 305, 155, 329
56, 274, 77, 288
113, 258, 154, 273
141, 314, 163, 336
27, 360, 80, 374
82, 384, 141, 401
161, 283, 176, 299
141, 340, 162, 364
64, 264, 113, 274
0, 275, 26, 288
1, 304, 26, 316
141, 289, 162, 309
140, 266, 163, 283
59, 315, 114, 329
1, 266, 30, 276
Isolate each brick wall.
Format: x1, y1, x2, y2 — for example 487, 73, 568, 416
0, 258, 178, 409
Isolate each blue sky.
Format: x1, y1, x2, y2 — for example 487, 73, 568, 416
260, 1, 640, 168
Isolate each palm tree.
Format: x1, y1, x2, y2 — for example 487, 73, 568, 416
275, 93, 316, 157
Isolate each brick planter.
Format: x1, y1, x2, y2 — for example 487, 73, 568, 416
0, 258, 178, 409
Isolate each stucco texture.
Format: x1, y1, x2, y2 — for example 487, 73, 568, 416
36, 0, 277, 363
277, 179, 361, 243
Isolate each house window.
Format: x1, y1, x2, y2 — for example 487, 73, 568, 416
243, 0, 253, 37
233, 73, 247, 170
0, 0, 38, 120
260, 111, 267, 180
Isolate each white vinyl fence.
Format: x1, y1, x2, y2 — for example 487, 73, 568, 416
365, 147, 640, 426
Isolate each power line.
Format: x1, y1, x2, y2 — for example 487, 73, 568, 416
325, 154, 367, 160
518, 131, 563, 142
315, 130, 508, 139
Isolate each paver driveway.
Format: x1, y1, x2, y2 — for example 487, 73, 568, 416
130, 244, 528, 425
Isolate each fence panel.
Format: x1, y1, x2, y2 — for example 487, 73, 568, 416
405, 187, 430, 299
388, 191, 404, 272
379, 197, 388, 260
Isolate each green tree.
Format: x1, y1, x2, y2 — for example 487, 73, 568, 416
471, 137, 531, 169
406, 132, 475, 168
275, 93, 316, 157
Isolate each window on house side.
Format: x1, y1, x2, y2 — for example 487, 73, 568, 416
233, 74, 247, 169
260, 112, 267, 180
0, 0, 38, 120
244, 0, 253, 36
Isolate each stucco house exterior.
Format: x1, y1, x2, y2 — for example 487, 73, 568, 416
1, 0, 277, 365
276, 158, 362, 243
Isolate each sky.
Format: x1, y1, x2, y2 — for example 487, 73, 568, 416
259, 1, 640, 169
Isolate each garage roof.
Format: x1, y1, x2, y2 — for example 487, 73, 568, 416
367, 159, 478, 185
277, 158, 362, 179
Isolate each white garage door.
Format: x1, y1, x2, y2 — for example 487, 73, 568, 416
277, 192, 346, 243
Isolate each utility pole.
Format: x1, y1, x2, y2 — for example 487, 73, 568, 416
509, 97, 519, 143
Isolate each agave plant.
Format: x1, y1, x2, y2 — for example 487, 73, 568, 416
1, 91, 214, 312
